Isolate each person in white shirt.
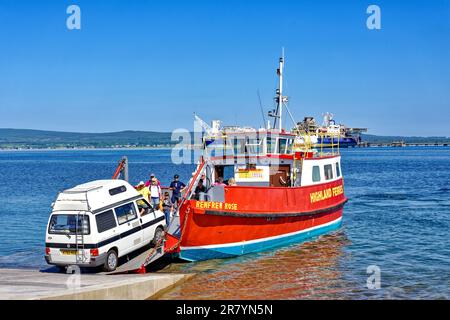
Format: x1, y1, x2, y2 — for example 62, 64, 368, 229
149, 177, 162, 208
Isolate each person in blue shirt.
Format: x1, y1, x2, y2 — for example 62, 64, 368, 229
169, 174, 186, 208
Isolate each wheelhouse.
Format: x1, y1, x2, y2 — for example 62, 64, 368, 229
199, 128, 342, 191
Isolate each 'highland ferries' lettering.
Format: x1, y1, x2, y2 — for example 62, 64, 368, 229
310, 185, 343, 204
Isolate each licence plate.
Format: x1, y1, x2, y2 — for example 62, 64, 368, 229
60, 249, 77, 255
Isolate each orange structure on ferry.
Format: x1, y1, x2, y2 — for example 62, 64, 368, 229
164, 54, 348, 261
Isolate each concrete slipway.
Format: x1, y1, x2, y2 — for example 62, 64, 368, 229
0, 268, 193, 300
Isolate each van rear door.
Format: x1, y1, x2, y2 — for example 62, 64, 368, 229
46, 212, 90, 264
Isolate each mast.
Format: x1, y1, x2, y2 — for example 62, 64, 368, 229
278, 49, 284, 131
272, 49, 286, 131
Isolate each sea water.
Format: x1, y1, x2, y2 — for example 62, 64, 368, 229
0, 147, 448, 299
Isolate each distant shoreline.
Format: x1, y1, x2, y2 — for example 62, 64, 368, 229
1, 145, 448, 152
0, 146, 175, 152
1, 128, 449, 151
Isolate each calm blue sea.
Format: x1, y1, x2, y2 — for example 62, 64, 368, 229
0, 147, 449, 299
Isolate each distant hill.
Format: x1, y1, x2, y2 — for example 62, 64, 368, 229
0, 129, 449, 149
0, 129, 175, 149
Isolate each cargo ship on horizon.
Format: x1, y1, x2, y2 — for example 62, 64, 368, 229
295, 113, 368, 148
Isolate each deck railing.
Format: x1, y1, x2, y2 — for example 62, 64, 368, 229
318, 132, 341, 157
293, 131, 341, 157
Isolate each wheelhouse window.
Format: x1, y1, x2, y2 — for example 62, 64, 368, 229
114, 202, 137, 225
336, 162, 341, 177
312, 166, 321, 182
278, 138, 287, 154
286, 139, 293, 154
233, 138, 246, 156
209, 138, 229, 158
96, 210, 117, 233
223, 138, 233, 156
246, 138, 262, 156
266, 137, 277, 154
48, 214, 90, 235
324, 164, 334, 180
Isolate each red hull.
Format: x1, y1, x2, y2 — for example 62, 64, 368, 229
171, 179, 347, 260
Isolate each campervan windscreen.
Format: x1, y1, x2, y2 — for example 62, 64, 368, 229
48, 214, 90, 235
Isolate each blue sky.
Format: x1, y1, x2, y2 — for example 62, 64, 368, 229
0, 0, 449, 136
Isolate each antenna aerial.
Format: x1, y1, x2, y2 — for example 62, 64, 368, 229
257, 89, 267, 127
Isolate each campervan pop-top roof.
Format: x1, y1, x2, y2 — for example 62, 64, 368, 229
52, 180, 141, 213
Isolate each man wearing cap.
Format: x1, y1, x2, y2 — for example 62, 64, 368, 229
169, 174, 186, 208
136, 181, 150, 202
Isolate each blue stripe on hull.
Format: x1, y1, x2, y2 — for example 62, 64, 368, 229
179, 218, 342, 262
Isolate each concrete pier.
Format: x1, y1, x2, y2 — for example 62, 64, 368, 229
0, 268, 193, 300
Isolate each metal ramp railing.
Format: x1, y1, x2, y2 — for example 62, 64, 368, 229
106, 239, 166, 275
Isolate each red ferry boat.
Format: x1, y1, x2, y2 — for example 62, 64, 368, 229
164, 54, 348, 261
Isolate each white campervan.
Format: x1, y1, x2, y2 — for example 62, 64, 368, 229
45, 180, 166, 272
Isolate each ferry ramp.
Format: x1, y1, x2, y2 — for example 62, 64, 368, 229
0, 268, 192, 300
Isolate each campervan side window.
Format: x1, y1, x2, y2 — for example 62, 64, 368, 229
336, 162, 341, 177
312, 166, 321, 182
137, 199, 151, 216
324, 164, 334, 180
96, 210, 117, 233
114, 202, 137, 225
